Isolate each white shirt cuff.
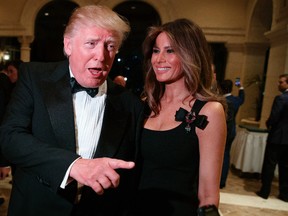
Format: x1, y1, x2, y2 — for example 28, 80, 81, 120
60, 157, 81, 189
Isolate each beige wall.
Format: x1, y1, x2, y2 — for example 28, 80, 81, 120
0, 0, 248, 37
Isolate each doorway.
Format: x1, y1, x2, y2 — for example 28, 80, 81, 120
112, 1, 161, 96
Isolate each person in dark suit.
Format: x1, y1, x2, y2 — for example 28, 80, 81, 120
0, 69, 13, 206
256, 74, 288, 202
0, 59, 23, 205
219, 79, 245, 188
0, 72, 13, 123
0, 60, 23, 140
0, 5, 144, 216
0, 60, 23, 205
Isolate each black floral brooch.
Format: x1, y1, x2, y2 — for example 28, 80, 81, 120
175, 107, 208, 132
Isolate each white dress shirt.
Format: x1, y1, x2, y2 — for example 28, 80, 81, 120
73, 83, 107, 158
60, 71, 107, 188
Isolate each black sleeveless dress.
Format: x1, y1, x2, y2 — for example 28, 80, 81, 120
135, 100, 207, 216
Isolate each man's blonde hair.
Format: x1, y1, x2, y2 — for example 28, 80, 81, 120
64, 5, 130, 46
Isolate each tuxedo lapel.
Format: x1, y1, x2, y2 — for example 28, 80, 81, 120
94, 82, 129, 158
40, 61, 76, 152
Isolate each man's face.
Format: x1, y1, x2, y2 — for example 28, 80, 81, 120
278, 77, 288, 92
64, 26, 120, 88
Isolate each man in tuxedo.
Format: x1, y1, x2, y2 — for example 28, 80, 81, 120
0, 5, 144, 216
257, 74, 288, 202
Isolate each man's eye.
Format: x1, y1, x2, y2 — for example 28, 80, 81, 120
85, 42, 96, 48
107, 44, 116, 51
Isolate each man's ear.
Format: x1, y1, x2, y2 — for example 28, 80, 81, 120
63, 37, 72, 56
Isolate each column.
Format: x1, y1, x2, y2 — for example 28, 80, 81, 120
18, 36, 34, 62
241, 42, 269, 121
260, 27, 288, 128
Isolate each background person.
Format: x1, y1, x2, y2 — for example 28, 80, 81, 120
113, 75, 126, 87
0, 59, 23, 123
134, 18, 226, 216
0, 5, 144, 216
219, 79, 245, 188
256, 74, 288, 202
0, 59, 23, 122
0, 68, 12, 206
0, 60, 23, 206
0, 69, 13, 123
5, 60, 22, 85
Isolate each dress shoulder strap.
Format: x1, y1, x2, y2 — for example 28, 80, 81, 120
191, 99, 207, 115
190, 100, 208, 130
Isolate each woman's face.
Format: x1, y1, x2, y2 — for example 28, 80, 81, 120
151, 32, 183, 83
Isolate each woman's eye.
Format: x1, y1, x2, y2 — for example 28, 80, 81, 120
167, 49, 174, 53
152, 48, 159, 53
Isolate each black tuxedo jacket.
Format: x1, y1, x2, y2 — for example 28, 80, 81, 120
266, 91, 288, 145
0, 60, 144, 216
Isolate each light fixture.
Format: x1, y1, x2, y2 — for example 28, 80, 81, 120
3, 51, 10, 61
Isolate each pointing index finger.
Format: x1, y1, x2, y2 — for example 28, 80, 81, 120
108, 159, 135, 170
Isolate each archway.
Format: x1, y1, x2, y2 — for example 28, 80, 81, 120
30, 1, 79, 62
112, 1, 161, 96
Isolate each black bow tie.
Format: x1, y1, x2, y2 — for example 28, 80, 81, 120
70, 77, 98, 97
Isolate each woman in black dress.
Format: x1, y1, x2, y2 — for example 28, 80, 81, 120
135, 19, 226, 216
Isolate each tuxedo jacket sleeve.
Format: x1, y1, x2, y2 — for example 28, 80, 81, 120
0, 60, 144, 216
0, 61, 79, 189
